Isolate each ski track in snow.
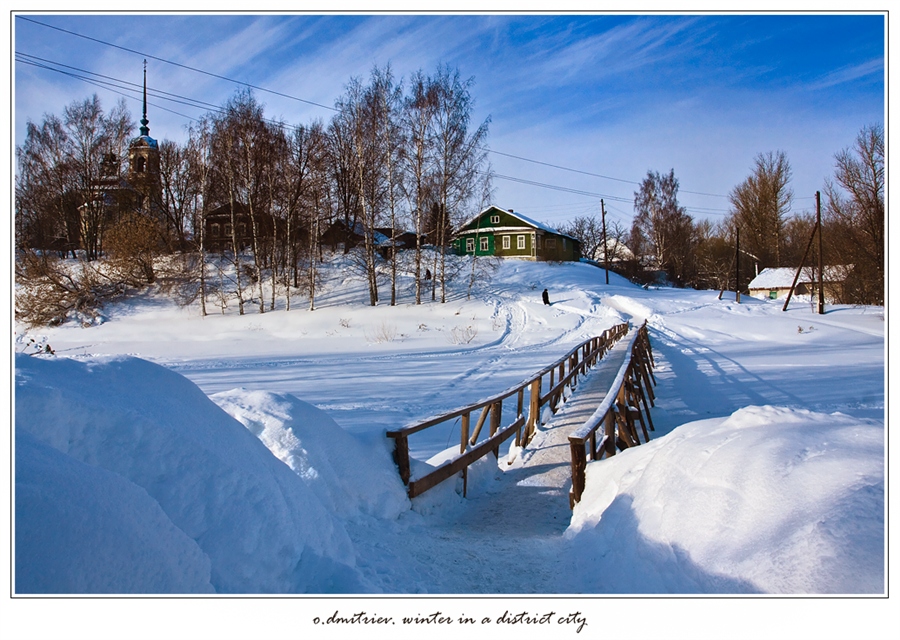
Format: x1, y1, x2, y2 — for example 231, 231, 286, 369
167, 282, 611, 458
16, 258, 885, 598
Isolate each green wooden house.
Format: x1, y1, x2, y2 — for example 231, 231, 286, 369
451, 206, 581, 262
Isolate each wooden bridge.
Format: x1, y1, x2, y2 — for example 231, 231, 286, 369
387, 321, 656, 508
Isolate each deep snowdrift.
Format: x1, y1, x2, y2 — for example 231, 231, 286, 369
567, 406, 884, 594
14, 354, 388, 593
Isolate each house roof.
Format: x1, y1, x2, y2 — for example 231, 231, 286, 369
748, 266, 853, 290
323, 220, 394, 246
456, 206, 580, 243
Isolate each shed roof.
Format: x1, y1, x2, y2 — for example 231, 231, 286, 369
748, 266, 852, 290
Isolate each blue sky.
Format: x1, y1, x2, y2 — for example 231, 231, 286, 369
13, 12, 885, 231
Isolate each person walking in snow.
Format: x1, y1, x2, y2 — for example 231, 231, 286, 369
542, 288, 551, 306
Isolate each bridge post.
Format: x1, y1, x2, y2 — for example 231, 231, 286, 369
604, 411, 616, 457
516, 389, 524, 446
527, 377, 541, 442
490, 401, 502, 458
460, 412, 470, 453
569, 439, 587, 507
392, 434, 411, 485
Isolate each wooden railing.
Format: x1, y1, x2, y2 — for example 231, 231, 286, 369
568, 321, 656, 507
387, 322, 630, 499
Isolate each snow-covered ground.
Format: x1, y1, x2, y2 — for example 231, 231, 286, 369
9, 255, 891, 638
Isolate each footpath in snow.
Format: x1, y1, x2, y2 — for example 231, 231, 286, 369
345, 334, 638, 594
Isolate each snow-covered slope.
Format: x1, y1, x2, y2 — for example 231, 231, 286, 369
11, 255, 888, 636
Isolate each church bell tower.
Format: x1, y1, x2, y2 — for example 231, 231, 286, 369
127, 60, 161, 214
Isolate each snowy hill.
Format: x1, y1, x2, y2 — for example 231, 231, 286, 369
11, 255, 887, 634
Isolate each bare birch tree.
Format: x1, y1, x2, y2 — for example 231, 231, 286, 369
823, 124, 884, 304
429, 65, 491, 303
727, 150, 793, 269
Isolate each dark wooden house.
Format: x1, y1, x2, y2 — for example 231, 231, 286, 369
452, 205, 581, 262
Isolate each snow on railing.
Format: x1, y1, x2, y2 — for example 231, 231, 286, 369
567, 321, 656, 507
386, 322, 629, 500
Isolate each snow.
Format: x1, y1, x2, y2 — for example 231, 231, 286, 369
747, 265, 852, 290
8, 255, 892, 638
567, 406, 884, 594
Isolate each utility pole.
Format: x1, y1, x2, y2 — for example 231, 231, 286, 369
601, 199, 609, 285
782, 217, 819, 312
735, 227, 741, 303
816, 191, 825, 315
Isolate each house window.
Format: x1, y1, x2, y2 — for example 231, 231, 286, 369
466, 237, 475, 253
545, 238, 557, 249
517, 235, 526, 250
502, 235, 510, 250
211, 223, 220, 237
769, 290, 778, 300
224, 224, 232, 237
490, 215, 500, 224
237, 223, 247, 237
480, 237, 490, 252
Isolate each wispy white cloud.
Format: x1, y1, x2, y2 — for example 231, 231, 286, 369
805, 58, 884, 91
13, 13, 885, 223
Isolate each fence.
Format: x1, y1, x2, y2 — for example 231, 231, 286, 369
567, 321, 656, 507
386, 322, 630, 499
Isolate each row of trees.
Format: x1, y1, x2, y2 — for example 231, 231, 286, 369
612, 125, 883, 304
16, 64, 492, 324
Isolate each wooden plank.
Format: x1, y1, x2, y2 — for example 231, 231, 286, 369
389, 324, 628, 440
468, 404, 491, 444
408, 416, 525, 498
391, 322, 637, 501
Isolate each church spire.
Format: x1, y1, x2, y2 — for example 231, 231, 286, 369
139, 59, 150, 137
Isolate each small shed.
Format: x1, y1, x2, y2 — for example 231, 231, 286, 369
748, 266, 852, 303
320, 220, 417, 258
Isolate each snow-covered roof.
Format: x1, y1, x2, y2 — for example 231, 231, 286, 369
748, 266, 853, 290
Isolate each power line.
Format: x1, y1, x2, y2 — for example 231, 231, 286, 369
17, 16, 739, 201
485, 148, 641, 187
16, 15, 339, 113
18, 18, 812, 213
16, 54, 301, 133
19, 51, 735, 219
16, 52, 747, 220
491, 173, 633, 203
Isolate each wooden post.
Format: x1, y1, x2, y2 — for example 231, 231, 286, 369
469, 405, 491, 444
817, 191, 825, 315
462, 466, 468, 498
490, 401, 502, 458
735, 227, 741, 303
527, 377, 541, 442
460, 412, 470, 454
783, 217, 820, 312
601, 198, 610, 285
570, 440, 587, 507
516, 388, 524, 446
604, 411, 616, 457
393, 435, 411, 485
